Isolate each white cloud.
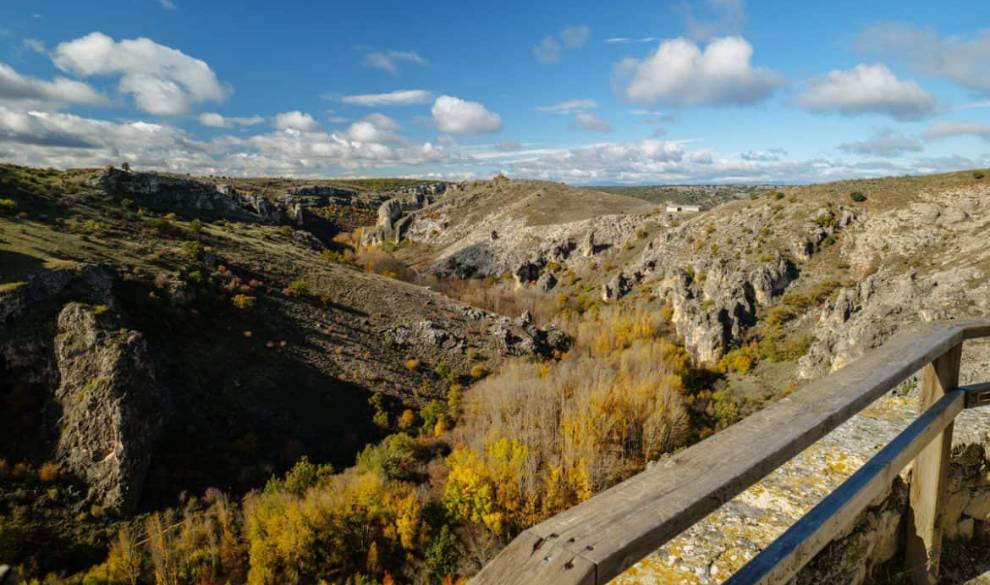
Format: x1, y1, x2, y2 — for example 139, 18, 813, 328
798, 63, 935, 120
3, 102, 985, 183
560, 25, 591, 49
273, 111, 320, 132
615, 36, 781, 106
341, 89, 432, 106
0, 106, 210, 168
197, 112, 264, 128
575, 112, 611, 132
740, 148, 786, 161
534, 25, 591, 64
159, 0, 177, 9
923, 121, 990, 142
52, 32, 227, 115
363, 50, 426, 75
0, 62, 107, 109
856, 24, 990, 97
604, 37, 658, 45
838, 128, 923, 157
431, 95, 501, 134
679, 0, 746, 41
534, 99, 597, 114
23, 38, 46, 54
533, 36, 563, 64
344, 113, 400, 143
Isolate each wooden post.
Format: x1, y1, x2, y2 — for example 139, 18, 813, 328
905, 342, 962, 585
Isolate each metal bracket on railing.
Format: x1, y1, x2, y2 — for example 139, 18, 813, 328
963, 383, 990, 408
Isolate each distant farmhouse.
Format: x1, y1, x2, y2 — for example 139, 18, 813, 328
666, 203, 701, 213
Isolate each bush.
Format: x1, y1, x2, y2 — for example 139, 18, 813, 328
0, 199, 17, 215
405, 358, 421, 372
37, 462, 60, 483
285, 279, 309, 297
469, 364, 490, 380
232, 294, 256, 310
974, 171, 985, 180
849, 192, 867, 202
181, 240, 204, 259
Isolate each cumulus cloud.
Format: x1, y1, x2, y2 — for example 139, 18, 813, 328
3, 102, 985, 183
615, 36, 781, 106
798, 63, 934, 120
431, 95, 501, 134
0, 105, 210, 168
52, 32, 227, 115
575, 112, 611, 132
923, 121, 990, 142
534, 99, 597, 114
344, 113, 400, 143
534, 25, 591, 64
838, 128, 923, 157
273, 111, 320, 132
340, 89, 432, 106
0, 62, 107, 109
363, 50, 426, 75
197, 112, 264, 128
856, 24, 990, 97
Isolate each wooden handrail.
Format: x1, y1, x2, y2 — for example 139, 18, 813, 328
473, 319, 990, 585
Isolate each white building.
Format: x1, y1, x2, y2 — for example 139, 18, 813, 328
666, 203, 701, 213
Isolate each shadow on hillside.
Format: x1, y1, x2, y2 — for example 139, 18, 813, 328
0, 249, 46, 283
119, 280, 382, 509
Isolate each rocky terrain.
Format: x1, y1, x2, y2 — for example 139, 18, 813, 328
0, 164, 564, 574
2, 162, 990, 583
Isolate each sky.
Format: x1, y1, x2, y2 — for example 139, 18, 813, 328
1, 0, 989, 184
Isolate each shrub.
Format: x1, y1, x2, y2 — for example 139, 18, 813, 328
37, 463, 60, 483
397, 409, 417, 430
232, 294, 256, 310
181, 240, 204, 259
405, 358, 421, 372
711, 390, 739, 428
285, 279, 309, 297
974, 171, 985, 180
0, 199, 17, 215
189, 218, 203, 234
849, 191, 867, 202
469, 364, 490, 380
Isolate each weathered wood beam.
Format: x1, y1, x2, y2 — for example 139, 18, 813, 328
905, 342, 962, 585
472, 320, 990, 585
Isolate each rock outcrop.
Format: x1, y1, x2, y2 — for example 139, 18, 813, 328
361, 183, 447, 245
53, 303, 168, 514
657, 257, 796, 363
97, 167, 287, 224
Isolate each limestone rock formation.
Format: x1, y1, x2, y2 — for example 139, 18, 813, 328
54, 303, 168, 514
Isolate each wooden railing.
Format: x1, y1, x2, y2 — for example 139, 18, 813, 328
473, 319, 990, 585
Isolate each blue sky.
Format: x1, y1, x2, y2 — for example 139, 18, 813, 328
0, 0, 989, 183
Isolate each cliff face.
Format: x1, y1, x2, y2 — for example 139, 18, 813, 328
0, 266, 167, 514
54, 303, 167, 513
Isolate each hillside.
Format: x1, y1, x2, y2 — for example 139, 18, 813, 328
2, 164, 990, 584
